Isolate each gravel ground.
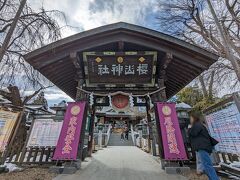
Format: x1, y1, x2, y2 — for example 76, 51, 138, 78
183, 171, 210, 180
0, 167, 57, 180
182, 169, 229, 180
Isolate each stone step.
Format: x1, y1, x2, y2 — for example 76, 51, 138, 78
108, 133, 133, 146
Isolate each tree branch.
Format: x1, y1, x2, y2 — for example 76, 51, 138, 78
22, 85, 53, 105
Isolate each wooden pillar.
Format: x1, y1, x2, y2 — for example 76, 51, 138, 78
75, 78, 88, 161
145, 97, 152, 153
76, 79, 86, 101
154, 77, 167, 168
77, 106, 88, 161
157, 78, 167, 101
87, 105, 95, 157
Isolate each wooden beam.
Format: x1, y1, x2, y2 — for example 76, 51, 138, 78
118, 41, 124, 51
44, 61, 74, 75
167, 67, 194, 81
49, 70, 75, 84
37, 54, 69, 70
172, 58, 202, 73
162, 52, 173, 70
70, 51, 81, 69
74, 72, 84, 81
57, 79, 76, 89
165, 80, 183, 91
69, 51, 85, 80
167, 70, 190, 84
169, 61, 199, 77
158, 69, 166, 80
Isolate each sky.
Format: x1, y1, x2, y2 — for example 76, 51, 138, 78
30, 0, 160, 37
27, 0, 161, 106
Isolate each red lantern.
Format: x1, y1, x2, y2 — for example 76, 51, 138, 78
112, 94, 129, 110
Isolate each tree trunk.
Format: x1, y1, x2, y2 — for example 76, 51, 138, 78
206, 0, 240, 82
208, 71, 215, 101
199, 75, 208, 99
0, 0, 27, 62
7, 86, 23, 106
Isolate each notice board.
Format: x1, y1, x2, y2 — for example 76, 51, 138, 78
0, 109, 19, 152
27, 119, 63, 147
204, 94, 240, 155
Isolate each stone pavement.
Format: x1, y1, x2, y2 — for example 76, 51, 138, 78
54, 146, 186, 180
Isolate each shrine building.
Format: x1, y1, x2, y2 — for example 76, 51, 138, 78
23, 22, 219, 159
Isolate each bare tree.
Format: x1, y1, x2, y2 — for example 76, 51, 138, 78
206, 0, 240, 81
0, 84, 52, 106
0, 0, 27, 62
0, 0, 67, 89
199, 71, 215, 101
156, 0, 240, 94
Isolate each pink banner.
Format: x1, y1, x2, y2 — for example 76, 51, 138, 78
156, 102, 188, 160
53, 101, 86, 160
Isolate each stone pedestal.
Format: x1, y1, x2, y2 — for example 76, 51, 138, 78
165, 167, 190, 175
49, 160, 81, 174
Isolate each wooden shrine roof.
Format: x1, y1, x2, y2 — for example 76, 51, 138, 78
24, 22, 219, 99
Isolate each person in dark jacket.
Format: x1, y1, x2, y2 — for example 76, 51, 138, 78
188, 113, 219, 180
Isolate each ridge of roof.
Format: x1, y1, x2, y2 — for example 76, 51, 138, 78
24, 22, 219, 61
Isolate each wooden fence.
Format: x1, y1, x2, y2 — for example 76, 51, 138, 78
6, 147, 56, 165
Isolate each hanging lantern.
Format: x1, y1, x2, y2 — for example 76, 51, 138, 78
129, 93, 134, 108
111, 94, 129, 111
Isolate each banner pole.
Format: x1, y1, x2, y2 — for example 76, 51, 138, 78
154, 103, 165, 169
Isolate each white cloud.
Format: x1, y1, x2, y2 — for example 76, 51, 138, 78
30, 0, 158, 37
72, 0, 156, 30
22, 87, 73, 106
42, 88, 73, 106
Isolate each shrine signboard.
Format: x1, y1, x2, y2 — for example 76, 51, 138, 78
83, 51, 157, 87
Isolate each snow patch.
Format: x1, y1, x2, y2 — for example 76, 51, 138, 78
3, 163, 23, 172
